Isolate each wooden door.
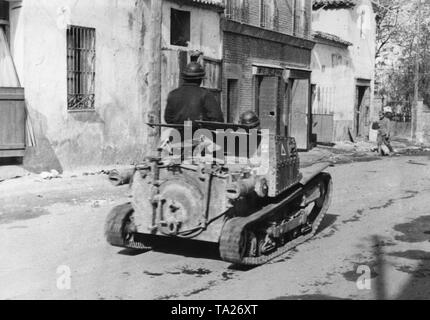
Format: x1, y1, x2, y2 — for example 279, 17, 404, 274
290, 79, 310, 150
355, 85, 371, 138
0, 87, 26, 157
258, 76, 280, 135
227, 79, 239, 123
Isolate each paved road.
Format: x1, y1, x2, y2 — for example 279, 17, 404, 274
1, 156, 430, 300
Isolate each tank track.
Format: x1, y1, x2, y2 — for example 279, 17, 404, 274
105, 203, 152, 250
219, 173, 332, 266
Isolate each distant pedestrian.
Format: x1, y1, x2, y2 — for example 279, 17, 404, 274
376, 110, 394, 156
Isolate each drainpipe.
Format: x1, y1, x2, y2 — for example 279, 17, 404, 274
148, 0, 163, 150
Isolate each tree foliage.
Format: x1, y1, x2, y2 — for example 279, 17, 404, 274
375, 0, 430, 106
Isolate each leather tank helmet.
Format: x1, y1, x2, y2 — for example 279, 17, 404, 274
181, 62, 206, 80
240, 111, 261, 129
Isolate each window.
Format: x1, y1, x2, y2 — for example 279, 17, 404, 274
332, 54, 343, 67
202, 58, 221, 91
201, 57, 222, 107
170, 9, 190, 47
293, 0, 308, 37
225, 0, 249, 24
0, 0, 8, 22
0, 0, 9, 44
67, 26, 96, 111
359, 9, 366, 39
260, 0, 279, 30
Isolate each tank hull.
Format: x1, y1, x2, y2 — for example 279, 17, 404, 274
105, 161, 332, 265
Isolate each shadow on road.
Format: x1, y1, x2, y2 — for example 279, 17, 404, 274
116, 214, 341, 270
390, 216, 430, 299
119, 233, 223, 261
344, 224, 430, 300
316, 214, 339, 234
118, 248, 151, 256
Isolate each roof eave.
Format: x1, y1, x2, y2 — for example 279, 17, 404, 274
312, 0, 357, 10
313, 31, 353, 47
168, 0, 225, 12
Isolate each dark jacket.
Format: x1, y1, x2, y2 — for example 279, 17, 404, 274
164, 83, 224, 124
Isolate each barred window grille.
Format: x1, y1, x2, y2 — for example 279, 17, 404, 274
225, 0, 249, 24
67, 26, 96, 111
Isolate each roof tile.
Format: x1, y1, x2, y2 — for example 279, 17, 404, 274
313, 0, 356, 9
191, 0, 224, 8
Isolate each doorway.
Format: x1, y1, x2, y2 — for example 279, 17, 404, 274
355, 83, 371, 139
0, 22, 25, 159
289, 77, 311, 150
227, 79, 239, 123
256, 75, 280, 135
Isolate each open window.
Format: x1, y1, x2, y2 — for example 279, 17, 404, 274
170, 8, 190, 47
0, 0, 8, 22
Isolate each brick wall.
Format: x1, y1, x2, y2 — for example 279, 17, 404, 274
222, 32, 254, 120
229, 0, 311, 39
222, 29, 312, 122
222, 1, 314, 148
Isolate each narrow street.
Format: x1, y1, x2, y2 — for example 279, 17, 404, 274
0, 155, 429, 300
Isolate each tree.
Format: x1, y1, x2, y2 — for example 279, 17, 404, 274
375, 0, 430, 107
375, 0, 402, 59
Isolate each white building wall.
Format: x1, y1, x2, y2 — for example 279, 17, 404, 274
10, 0, 153, 172
161, 1, 222, 60
312, 0, 376, 81
312, 0, 376, 141
6, 0, 222, 172
160, 1, 222, 122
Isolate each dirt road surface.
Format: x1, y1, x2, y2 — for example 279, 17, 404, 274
1, 156, 430, 300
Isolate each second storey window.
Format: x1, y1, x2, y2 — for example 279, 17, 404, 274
171, 8, 190, 47
225, 0, 249, 24
67, 26, 96, 111
260, 0, 279, 31
294, 0, 308, 37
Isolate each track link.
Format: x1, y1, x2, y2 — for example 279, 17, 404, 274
219, 173, 333, 266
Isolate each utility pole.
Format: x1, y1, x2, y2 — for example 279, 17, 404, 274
412, 0, 422, 140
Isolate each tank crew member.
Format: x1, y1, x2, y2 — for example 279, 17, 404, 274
164, 61, 224, 124
240, 110, 261, 129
